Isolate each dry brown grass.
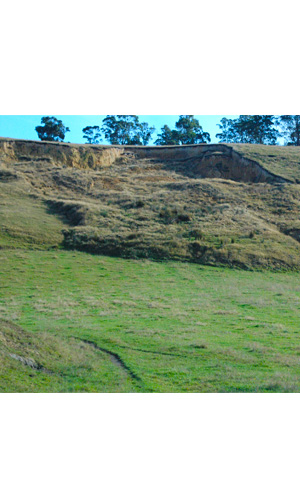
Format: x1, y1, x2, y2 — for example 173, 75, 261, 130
2, 141, 300, 269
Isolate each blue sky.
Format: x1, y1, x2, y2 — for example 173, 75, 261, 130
0, 115, 238, 145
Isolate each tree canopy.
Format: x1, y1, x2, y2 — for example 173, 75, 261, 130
155, 125, 180, 145
277, 115, 300, 146
138, 121, 156, 145
101, 115, 155, 145
82, 126, 102, 144
35, 117, 70, 142
155, 116, 211, 145
216, 115, 279, 145
175, 115, 211, 144
34, 115, 300, 148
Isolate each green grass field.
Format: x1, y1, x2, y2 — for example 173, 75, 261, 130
1, 249, 300, 392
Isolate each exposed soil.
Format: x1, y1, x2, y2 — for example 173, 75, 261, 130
0, 137, 289, 184
1, 137, 300, 270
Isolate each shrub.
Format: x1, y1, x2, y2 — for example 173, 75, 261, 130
177, 213, 191, 222
188, 229, 204, 240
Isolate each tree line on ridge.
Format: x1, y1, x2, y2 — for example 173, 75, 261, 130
35, 115, 300, 147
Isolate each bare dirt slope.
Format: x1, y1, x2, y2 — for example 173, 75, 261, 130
1, 137, 300, 269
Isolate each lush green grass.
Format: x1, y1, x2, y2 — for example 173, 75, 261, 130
1, 249, 300, 392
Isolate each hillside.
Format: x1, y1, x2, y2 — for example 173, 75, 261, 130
232, 143, 300, 183
1, 137, 300, 270
1, 137, 300, 392
1, 250, 300, 392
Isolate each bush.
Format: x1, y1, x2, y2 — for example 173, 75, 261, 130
188, 229, 204, 240
177, 213, 191, 222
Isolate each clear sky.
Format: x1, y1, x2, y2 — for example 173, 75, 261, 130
0, 115, 238, 145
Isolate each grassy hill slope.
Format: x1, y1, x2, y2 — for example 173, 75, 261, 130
1, 249, 300, 392
232, 143, 300, 183
1, 138, 300, 270
1, 138, 300, 392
